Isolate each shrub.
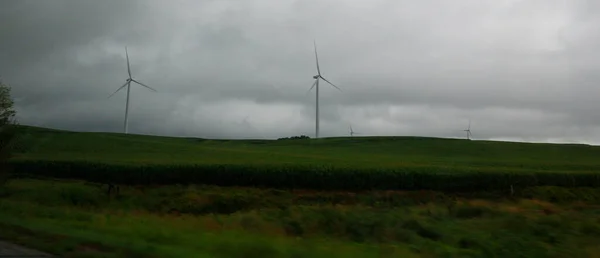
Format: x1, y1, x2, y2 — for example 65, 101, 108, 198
277, 135, 310, 140
0, 78, 16, 187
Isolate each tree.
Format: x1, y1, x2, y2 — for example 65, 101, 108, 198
0, 78, 17, 187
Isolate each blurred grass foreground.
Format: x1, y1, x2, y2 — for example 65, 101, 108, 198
1, 126, 600, 257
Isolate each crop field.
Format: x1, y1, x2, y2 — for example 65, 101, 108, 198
9, 125, 600, 192
4, 125, 600, 257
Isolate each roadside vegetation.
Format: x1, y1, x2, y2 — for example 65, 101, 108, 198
1, 179, 600, 257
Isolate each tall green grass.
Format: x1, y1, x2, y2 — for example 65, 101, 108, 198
2, 179, 600, 257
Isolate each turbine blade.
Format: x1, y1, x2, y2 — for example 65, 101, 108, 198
306, 79, 317, 94
126, 47, 131, 78
468, 120, 471, 130
132, 79, 157, 92
320, 76, 341, 91
107, 81, 129, 99
314, 40, 321, 75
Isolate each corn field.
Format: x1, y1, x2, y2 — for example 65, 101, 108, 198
9, 159, 600, 192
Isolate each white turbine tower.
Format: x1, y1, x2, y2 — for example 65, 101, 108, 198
307, 40, 341, 138
108, 47, 157, 134
464, 120, 472, 140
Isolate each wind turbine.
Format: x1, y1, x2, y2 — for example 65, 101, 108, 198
349, 124, 360, 137
108, 47, 157, 134
464, 120, 472, 140
307, 40, 341, 138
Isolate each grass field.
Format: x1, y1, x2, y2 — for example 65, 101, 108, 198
12, 125, 600, 169
8, 125, 600, 191
3, 125, 600, 257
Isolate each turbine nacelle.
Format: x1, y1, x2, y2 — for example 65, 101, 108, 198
313, 75, 319, 79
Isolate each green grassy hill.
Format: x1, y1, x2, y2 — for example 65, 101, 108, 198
8, 125, 600, 191
12, 125, 600, 170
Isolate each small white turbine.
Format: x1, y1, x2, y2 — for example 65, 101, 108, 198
108, 47, 157, 134
349, 124, 360, 137
307, 40, 341, 139
464, 120, 472, 140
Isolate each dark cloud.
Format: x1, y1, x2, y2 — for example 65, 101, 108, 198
3, 0, 600, 143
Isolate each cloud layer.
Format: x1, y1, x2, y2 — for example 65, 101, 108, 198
2, 0, 600, 144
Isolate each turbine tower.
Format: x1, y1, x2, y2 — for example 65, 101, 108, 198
464, 120, 472, 140
108, 47, 157, 134
307, 40, 341, 138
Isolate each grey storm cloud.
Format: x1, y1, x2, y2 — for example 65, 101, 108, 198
2, 0, 600, 143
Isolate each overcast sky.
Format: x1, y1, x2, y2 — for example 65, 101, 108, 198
2, 0, 600, 143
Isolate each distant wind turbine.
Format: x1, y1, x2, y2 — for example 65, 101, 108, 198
108, 47, 157, 134
307, 40, 341, 138
349, 124, 360, 137
464, 120, 472, 140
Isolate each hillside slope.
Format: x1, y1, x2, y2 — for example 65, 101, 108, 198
12, 125, 600, 172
